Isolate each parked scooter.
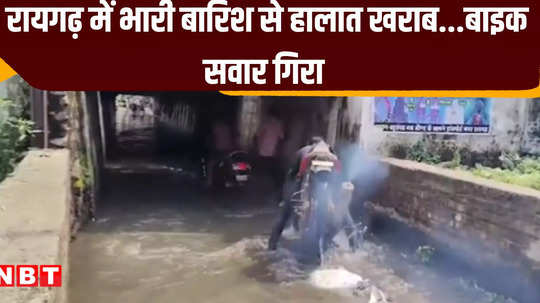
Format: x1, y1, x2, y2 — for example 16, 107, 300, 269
201, 151, 252, 189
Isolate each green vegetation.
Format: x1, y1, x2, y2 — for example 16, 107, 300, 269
407, 140, 442, 164
73, 154, 93, 192
471, 155, 540, 190
391, 139, 457, 165
390, 139, 540, 191
0, 98, 33, 182
415, 245, 436, 265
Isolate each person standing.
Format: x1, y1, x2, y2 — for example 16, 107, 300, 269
256, 107, 285, 198
206, 118, 234, 187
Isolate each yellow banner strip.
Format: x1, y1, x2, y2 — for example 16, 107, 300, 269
221, 84, 540, 98
0, 58, 16, 83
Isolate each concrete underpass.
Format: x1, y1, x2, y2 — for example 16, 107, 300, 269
60, 93, 540, 303
67, 93, 426, 303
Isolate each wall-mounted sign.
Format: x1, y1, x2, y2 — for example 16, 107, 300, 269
374, 98, 491, 134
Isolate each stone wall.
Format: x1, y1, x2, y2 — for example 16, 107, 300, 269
66, 92, 104, 235
368, 158, 540, 276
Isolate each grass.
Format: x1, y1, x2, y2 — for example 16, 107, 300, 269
390, 140, 540, 191
469, 157, 540, 191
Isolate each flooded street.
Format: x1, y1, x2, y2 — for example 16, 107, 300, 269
69, 104, 520, 303
69, 167, 417, 303
69, 167, 516, 303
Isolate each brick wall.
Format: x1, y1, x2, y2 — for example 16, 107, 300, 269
369, 158, 540, 272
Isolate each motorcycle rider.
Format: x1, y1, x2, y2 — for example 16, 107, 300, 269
269, 136, 359, 251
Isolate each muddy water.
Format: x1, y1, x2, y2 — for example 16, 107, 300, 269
69, 201, 411, 302
71, 120, 516, 303
69, 169, 516, 303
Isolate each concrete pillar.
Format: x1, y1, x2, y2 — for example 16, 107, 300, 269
65, 91, 105, 225
326, 98, 343, 147
66, 92, 97, 231
97, 92, 117, 160
237, 96, 262, 150
97, 92, 107, 161
337, 97, 368, 148
29, 89, 43, 148
359, 98, 374, 150
83, 92, 105, 196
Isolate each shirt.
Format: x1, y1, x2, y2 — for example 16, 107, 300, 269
292, 142, 337, 177
291, 144, 314, 175
212, 122, 233, 152
257, 117, 284, 157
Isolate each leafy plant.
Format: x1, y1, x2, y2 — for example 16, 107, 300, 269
449, 148, 462, 168
74, 153, 93, 191
407, 140, 441, 164
499, 151, 520, 170
0, 98, 33, 182
389, 143, 408, 159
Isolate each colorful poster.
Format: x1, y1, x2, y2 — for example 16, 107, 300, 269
373, 98, 491, 134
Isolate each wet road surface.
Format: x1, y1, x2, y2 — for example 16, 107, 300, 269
69, 165, 517, 303
70, 110, 518, 303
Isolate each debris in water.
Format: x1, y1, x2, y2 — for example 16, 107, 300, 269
96, 217, 110, 224
282, 225, 300, 240
223, 213, 254, 219
415, 245, 436, 265
369, 286, 390, 303
308, 267, 366, 289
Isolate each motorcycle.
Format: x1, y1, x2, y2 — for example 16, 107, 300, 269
290, 150, 360, 260
201, 150, 252, 189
